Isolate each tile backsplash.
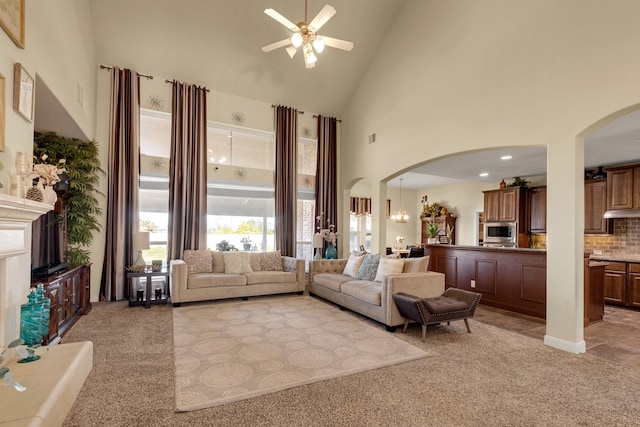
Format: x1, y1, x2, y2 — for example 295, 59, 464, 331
585, 218, 640, 254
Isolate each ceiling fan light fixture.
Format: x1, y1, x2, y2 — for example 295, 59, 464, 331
312, 36, 325, 53
305, 50, 317, 64
291, 32, 303, 47
286, 46, 298, 58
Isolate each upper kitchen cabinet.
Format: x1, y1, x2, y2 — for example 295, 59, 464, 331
605, 164, 640, 210
483, 187, 527, 224
528, 186, 546, 233
585, 179, 612, 234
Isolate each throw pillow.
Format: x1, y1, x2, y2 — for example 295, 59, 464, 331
374, 258, 405, 282
403, 256, 431, 273
223, 252, 253, 274
357, 254, 380, 281
249, 253, 262, 271
211, 251, 225, 273
183, 249, 213, 274
260, 251, 283, 271
343, 253, 365, 278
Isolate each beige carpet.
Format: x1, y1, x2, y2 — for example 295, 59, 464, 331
172, 295, 430, 411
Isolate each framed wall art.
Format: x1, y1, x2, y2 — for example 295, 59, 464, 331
0, 73, 4, 151
0, 0, 25, 49
13, 63, 34, 122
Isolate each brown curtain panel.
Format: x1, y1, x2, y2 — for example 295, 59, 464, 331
100, 67, 140, 301
315, 115, 338, 249
167, 80, 208, 261
274, 105, 298, 257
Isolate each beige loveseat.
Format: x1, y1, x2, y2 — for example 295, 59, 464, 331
170, 250, 305, 306
309, 255, 445, 330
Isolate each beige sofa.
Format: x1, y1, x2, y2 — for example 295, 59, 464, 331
309, 256, 445, 330
170, 250, 305, 306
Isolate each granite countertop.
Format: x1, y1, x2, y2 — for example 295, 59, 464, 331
590, 253, 640, 263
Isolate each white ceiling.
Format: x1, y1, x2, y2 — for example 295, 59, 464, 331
35, 1, 640, 189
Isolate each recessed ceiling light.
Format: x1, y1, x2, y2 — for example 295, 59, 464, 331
479, 172, 489, 177
501, 155, 512, 160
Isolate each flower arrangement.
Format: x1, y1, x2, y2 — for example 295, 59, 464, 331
316, 213, 339, 244
240, 236, 252, 244
27, 154, 67, 186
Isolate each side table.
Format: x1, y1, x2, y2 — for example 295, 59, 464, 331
126, 268, 170, 308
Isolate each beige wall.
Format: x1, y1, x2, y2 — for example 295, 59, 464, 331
341, 0, 640, 352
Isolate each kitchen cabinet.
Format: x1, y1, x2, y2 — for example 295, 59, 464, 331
603, 261, 640, 308
605, 164, 640, 210
483, 187, 527, 224
584, 179, 612, 234
528, 186, 546, 233
421, 216, 456, 245
35, 264, 91, 345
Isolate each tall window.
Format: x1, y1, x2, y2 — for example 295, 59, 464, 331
139, 110, 317, 263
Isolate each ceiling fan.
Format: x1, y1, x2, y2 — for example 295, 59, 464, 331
261, 0, 354, 68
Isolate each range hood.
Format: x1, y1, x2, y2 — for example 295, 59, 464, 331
604, 209, 640, 219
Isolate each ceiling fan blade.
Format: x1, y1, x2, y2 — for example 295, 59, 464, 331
262, 39, 291, 52
308, 5, 336, 31
264, 8, 299, 32
322, 36, 354, 51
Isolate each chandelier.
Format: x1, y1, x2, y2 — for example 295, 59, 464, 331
391, 178, 409, 223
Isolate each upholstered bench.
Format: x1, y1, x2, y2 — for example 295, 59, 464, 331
393, 288, 481, 341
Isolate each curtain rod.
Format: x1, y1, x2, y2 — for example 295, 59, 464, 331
313, 114, 342, 123
99, 64, 153, 80
271, 105, 305, 115
165, 79, 210, 92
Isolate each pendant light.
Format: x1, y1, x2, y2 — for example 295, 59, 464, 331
391, 178, 409, 223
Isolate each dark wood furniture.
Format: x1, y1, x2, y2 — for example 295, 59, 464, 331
605, 164, 640, 210
528, 186, 546, 233
424, 245, 604, 323
584, 178, 612, 234
483, 187, 527, 223
35, 264, 91, 345
603, 261, 640, 308
584, 257, 606, 326
127, 268, 170, 308
420, 216, 456, 245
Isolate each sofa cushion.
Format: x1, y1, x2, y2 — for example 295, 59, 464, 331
211, 251, 225, 273
374, 258, 405, 282
260, 251, 283, 271
249, 253, 262, 271
403, 256, 430, 273
357, 254, 380, 281
343, 253, 365, 277
313, 273, 353, 293
341, 280, 382, 306
245, 271, 297, 285
223, 252, 253, 274
187, 273, 247, 289
183, 250, 213, 274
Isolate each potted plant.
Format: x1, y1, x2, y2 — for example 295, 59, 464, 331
240, 236, 252, 251
426, 222, 440, 244
216, 240, 237, 252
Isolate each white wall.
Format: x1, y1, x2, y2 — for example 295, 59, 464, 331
341, 0, 640, 352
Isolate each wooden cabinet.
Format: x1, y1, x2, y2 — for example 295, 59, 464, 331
605, 164, 640, 210
35, 264, 91, 345
584, 179, 612, 234
528, 186, 546, 233
603, 261, 640, 308
483, 187, 527, 224
421, 216, 456, 245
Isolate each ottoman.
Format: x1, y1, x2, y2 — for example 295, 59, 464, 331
393, 288, 481, 341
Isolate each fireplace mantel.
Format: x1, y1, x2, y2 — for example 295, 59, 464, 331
0, 193, 52, 346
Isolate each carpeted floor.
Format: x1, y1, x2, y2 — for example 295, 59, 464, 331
62, 295, 640, 426
173, 296, 429, 411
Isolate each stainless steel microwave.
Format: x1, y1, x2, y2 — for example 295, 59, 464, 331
484, 222, 517, 245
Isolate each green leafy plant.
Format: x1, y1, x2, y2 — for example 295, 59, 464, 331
34, 132, 104, 267
427, 222, 440, 238
216, 240, 237, 251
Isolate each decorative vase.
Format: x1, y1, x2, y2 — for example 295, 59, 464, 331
42, 185, 57, 205
243, 243, 252, 251
325, 243, 337, 259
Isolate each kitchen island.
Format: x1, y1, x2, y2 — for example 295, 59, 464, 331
424, 244, 604, 325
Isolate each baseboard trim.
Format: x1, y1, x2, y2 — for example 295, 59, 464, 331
544, 335, 586, 354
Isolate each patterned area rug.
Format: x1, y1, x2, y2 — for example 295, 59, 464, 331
172, 295, 431, 411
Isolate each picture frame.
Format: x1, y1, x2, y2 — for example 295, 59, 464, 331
0, 0, 25, 49
0, 73, 5, 152
13, 63, 34, 122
